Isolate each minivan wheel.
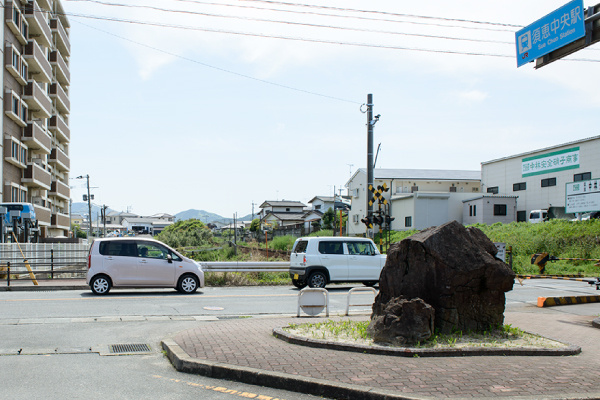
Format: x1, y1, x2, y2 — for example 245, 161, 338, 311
307, 271, 327, 289
362, 281, 377, 287
292, 279, 307, 289
91, 275, 111, 295
178, 274, 199, 294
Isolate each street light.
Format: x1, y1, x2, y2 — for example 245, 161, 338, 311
76, 175, 92, 240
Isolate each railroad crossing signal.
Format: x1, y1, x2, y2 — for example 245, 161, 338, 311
368, 183, 389, 207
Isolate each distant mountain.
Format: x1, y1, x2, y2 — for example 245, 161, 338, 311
70, 202, 114, 220
175, 209, 255, 223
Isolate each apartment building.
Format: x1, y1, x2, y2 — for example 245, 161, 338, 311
1, 0, 71, 237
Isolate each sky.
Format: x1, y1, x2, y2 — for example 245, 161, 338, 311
65, 0, 600, 218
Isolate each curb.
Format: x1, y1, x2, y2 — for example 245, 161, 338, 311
161, 339, 422, 400
0, 285, 89, 292
538, 295, 600, 307
272, 327, 582, 357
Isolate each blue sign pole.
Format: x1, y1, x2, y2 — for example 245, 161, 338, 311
516, 0, 585, 68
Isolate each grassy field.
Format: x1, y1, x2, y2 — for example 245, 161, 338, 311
378, 219, 600, 276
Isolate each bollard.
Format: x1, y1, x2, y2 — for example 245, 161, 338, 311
7, 262, 10, 287
51, 249, 54, 279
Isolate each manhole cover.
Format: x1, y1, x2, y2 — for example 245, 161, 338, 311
203, 306, 224, 311
109, 344, 151, 354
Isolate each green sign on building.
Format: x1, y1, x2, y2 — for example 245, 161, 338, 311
522, 147, 579, 177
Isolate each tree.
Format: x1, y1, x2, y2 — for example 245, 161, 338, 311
322, 208, 335, 229
249, 218, 261, 232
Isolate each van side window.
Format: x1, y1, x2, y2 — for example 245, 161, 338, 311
318, 241, 344, 255
137, 242, 170, 259
347, 241, 375, 256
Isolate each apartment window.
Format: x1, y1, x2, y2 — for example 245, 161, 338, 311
472, 187, 479, 192
405, 216, 412, 227
21, 147, 27, 164
12, 187, 19, 202
487, 187, 499, 194
13, 52, 19, 69
20, 62, 27, 81
574, 172, 591, 182
13, 97, 19, 114
494, 204, 507, 216
449, 186, 457, 193
517, 211, 527, 222
411, 186, 418, 193
513, 182, 526, 191
469, 205, 473, 217
541, 177, 556, 187
21, 104, 27, 121
473, 205, 477, 216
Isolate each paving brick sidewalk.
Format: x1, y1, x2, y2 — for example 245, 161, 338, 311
172, 311, 600, 399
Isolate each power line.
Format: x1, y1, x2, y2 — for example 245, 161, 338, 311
169, 0, 517, 33
239, 0, 524, 28
64, 0, 515, 45
72, 19, 363, 105
70, 13, 517, 58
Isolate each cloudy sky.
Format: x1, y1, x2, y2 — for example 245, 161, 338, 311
65, 0, 600, 218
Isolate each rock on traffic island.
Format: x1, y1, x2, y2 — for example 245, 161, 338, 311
370, 220, 515, 342
273, 221, 581, 357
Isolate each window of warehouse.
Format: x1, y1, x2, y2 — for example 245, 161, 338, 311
494, 204, 507, 216
574, 172, 591, 181
541, 178, 556, 187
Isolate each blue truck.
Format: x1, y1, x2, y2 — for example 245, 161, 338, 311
0, 202, 39, 243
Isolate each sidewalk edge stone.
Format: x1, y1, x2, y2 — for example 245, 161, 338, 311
161, 339, 424, 400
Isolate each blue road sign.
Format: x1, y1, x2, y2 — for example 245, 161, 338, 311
516, 0, 585, 68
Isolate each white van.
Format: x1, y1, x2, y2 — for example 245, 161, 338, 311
529, 209, 548, 223
289, 236, 386, 289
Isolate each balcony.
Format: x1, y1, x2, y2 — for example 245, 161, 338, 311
49, 50, 69, 86
5, 45, 28, 85
49, 147, 70, 172
48, 114, 70, 143
23, 162, 51, 190
23, 80, 52, 119
23, 1, 52, 48
36, 0, 52, 12
50, 18, 70, 57
23, 121, 51, 154
4, 91, 27, 128
51, 212, 70, 230
5, 2, 28, 45
33, 204, 51, 226
24, 40, 52, 83
49, 83, 69, 114
50, 179, 70, 201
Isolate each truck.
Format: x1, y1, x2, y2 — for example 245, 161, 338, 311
0, 203, 39, 243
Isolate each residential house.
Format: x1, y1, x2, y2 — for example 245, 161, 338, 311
258, 200, 307, 228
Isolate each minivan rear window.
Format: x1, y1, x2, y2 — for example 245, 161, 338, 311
293, 240, 308, 253
318, 241, 344, 255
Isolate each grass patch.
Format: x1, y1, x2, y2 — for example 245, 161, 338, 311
205, 271, 290, 286
284, 320, 565, 349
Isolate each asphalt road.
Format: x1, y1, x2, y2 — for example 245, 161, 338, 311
1, 280, 598, 399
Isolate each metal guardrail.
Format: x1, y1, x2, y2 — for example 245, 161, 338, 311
200, 262, 290, 272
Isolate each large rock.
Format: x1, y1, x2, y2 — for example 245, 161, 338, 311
372, 221, 515, 334
367, 297, 434, 346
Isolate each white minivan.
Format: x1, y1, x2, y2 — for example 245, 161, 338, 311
529, 209, 548, 223
86, 237, 204, 295
289, 236, 386, 289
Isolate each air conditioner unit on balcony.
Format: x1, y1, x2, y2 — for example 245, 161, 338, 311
32, 196, 43, 206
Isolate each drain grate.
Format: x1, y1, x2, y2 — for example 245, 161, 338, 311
109, 343, 151, 354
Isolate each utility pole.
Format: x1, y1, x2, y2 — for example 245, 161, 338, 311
102, 205, 108, 237
76, 175, 92, 240
365, 94, 380, 238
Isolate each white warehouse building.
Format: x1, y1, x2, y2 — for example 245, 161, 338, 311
481, 136, 600, 222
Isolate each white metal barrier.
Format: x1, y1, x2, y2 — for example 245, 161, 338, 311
297, 288, 329, 317
345, 287, 378, 316
200, 261, 289, 272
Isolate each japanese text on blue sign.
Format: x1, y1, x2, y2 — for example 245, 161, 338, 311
516, 0, 585, 67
